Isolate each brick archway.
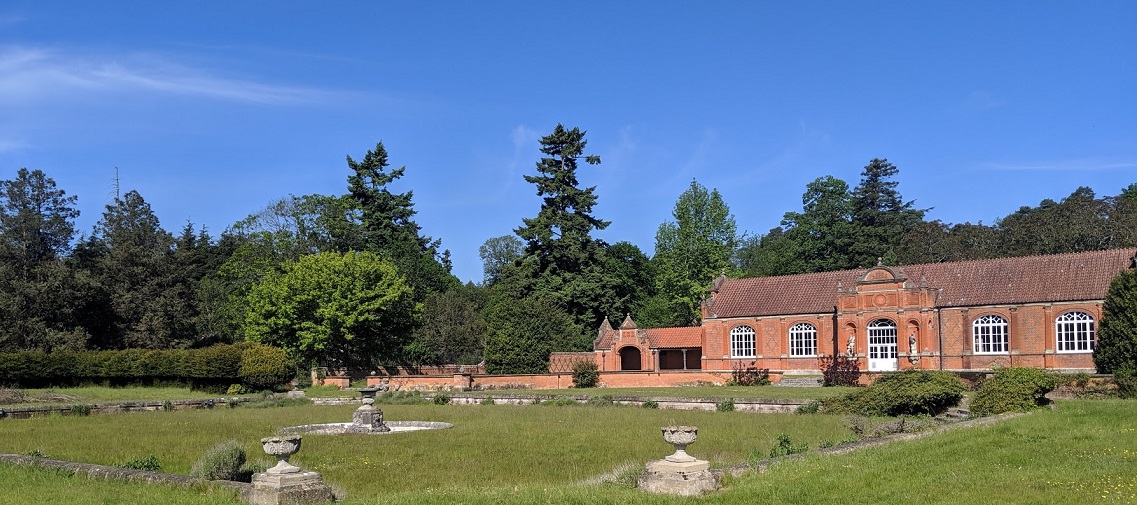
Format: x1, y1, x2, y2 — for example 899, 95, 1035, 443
619, 346, 642, 371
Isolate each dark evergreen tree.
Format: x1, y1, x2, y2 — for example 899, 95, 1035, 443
1094, 267, 1137, 374
345, 141, 457, 299
88, 190, 183, 348
510, 124, 615, 333
483, 296, 581, 374
848, 158, 926, 267
406, 283, 489, 365
0, 168, 93, 351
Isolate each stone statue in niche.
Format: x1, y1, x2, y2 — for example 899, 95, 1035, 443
846, 334, 856, 357
908, 332, 920, 364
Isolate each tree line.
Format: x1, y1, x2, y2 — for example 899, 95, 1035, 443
3, 126, 1135, 375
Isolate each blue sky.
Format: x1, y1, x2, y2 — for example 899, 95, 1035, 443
1, 2, 1134, 283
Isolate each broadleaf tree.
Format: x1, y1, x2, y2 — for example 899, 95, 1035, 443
244, 250, 416, 369
649, 179, 738, 326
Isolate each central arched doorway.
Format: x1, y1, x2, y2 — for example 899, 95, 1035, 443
619, 346, 642, 371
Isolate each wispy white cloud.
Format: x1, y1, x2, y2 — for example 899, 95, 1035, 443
981, 159, 1137, 172
0, 45, 327, 106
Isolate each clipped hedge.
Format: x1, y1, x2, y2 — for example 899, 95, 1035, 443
969, 367, 1061, 416
0, 343, 293, 391
823, 369, 965, 417
239, 344, 295, 391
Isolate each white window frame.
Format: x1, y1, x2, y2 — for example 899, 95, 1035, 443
788, 322, 817, 357
972, 314, 1009, 354
1056, 311, 1095, 353
730, 325, 756, 358
867, 319, 898, 361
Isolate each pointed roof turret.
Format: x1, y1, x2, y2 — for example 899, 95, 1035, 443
619, 314, 637, 330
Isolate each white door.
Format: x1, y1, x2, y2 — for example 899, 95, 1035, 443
867, 319, 898, 371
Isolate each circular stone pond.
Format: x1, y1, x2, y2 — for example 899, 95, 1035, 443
279, 420, 453, 436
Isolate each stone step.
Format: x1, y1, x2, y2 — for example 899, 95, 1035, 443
775, 378, 823, 387
935, 408, 971, 422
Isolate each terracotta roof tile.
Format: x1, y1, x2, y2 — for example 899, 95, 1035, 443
707, 248, 1137, 319
643, 327, 702, 348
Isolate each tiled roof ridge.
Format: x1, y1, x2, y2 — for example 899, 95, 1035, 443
888, 247, 1137, 272
720, 247, 1137, 286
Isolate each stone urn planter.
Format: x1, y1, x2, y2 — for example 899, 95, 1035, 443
661, 426, 698, 463
261, 436, 303, 474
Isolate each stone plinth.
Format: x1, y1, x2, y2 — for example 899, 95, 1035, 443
248, 470, 334, 505
638, 459, 719, 496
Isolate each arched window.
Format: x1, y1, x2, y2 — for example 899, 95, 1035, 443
973, 315, 1009, 354
1056, 311, 1095, 353
788, 322, 817, 357
730, 325, 756, 358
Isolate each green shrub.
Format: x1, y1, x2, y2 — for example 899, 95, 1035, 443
1115, 367, 1137, 399
432, 394, 451, 405
119, 455, 161, 472
162, 400, 175, 412
25, 449, 47, 458
571, 360, 600, 388
191, 441, 246, 481
795, 400, 821, 414
819, 355, 861, 387
970, 367, 1061, 416
641, 400, 659, 409
480, 396, 495, 405
585, 395, 614, 407
767, 433, 808, 458
716, 398, 735, 412
69, 404, 91, 416
727, 362, 771, 386
226, 384, 251, 395
238, 344, 294, 391
823, 369, 964, 417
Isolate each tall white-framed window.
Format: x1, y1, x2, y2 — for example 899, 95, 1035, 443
1056, 311, 1095, 353
972, 315, 1009, 354
730, 325, 756, 358
788, 322, 817, 357
867, 319, 898, 361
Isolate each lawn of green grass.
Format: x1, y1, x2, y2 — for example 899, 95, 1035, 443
0, 386, 235, 407
1, 398, 1134, 504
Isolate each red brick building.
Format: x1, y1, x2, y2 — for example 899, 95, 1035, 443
589, 248, 1136, 376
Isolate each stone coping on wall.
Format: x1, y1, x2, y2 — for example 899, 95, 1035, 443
425, 393, 810, 413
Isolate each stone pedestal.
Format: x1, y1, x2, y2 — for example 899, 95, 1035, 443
637, 459, 719, 496
248, 471, 334, 505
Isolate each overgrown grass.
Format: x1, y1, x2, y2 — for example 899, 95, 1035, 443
0, 464, 241, 505
2, 399, 1134, 504
0, 402, 846, 500
0, 386, 232, 406
526, 385, 855, 400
